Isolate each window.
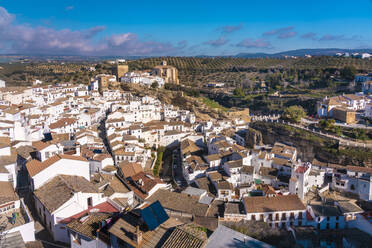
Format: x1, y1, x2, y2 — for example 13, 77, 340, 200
252, 215, 256, 221
260, 214, 264, 221
275, 213, 279, 221
299, 212, 303, 219
87, 197, 93, 207
269, 214, 273, 221
282, 213, 286, 220
299, 221, 302, 226
327, 216, 330, 221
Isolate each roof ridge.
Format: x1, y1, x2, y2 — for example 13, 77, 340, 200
58, 174, 77, 193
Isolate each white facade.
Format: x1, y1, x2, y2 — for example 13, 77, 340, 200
29, 157, 90, 190
34, 191, 106, 243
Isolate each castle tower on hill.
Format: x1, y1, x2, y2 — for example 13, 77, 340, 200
115, 62, 129, 81
152, 61, 179, 84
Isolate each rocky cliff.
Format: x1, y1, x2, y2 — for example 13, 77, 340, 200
248, 121, 372, 167
245, 127, 264, 148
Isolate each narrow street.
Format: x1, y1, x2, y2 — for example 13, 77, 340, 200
171, 147, 188, 189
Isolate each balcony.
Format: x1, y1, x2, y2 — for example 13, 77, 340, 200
0, 199, 32, 232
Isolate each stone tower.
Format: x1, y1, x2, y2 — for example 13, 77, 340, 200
115, 63, 129, 81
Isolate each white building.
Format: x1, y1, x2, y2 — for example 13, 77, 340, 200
242, 195, 307, 228
33, 175, 106, 243
120, 72, 165, 88
0, 181, 35, 243
0, 79, 5, 88
289, 162, 325, 200
33, 79, 42, 86
331, 166, 372, 201
307, 203, 345, 230
26, 154, 90, 191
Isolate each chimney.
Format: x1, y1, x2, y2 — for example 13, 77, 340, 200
75, 142, 81, 156
136, 225, 142, 244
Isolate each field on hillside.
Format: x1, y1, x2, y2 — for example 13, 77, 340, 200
128, 56, 372, 87
128, 56, 372, 71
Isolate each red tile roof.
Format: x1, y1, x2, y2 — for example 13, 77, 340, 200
26, 154, 88, 177
59, 201, 119, 224
243, 195, 306, 213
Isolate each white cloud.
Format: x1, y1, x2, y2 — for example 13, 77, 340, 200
0, 6, 185, 56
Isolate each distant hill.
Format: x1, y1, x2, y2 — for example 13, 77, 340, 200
235, 48, 372, 58
2, 48, 372, 62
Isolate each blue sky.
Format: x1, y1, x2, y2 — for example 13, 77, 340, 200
1, 0, 372, 56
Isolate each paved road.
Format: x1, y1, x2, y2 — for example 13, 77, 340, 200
172, 148, 188, 188
335, 122, 372, 130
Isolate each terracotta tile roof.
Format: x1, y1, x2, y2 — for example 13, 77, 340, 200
119, 161, 143, 178
0, 181, 19, 205
205, 154, 221, 162
34, 175, 99, 213
108, 211, 183, 248
32, 141, 53, 151
122, 134, 137, 141
93, 153, 112, 162
16, 145, 37, 160
61, 201, 119, 224
113, 198, 129, 208
146, 189, 209, 217
226, 159, 243, 168
346, 165, 372, 174
0, 148, 17, 170
243, 195, 306, 213
207, 171, 224, 182
272, 157, 292, 167
93, 174, 131, 197
180, 139, 200, 155
162, 227, 205, 248
128, 172, 164, 200
217, 180, 232, 190
241, 166, 254, 175
49, 117, 76, 129
66, 212, 113, 239
271, 142, 296, 158
258, 167, 278, 179
26, 154, 88, 177
0, 137, 11, 148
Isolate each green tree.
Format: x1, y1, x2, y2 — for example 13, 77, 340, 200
153, 146, 165, 176
282, 105, 306, 123
234, 87, 245, 97
340, 66, 356, 81
319, 119, 336, 130
151, 81, 159, 88
319, 119, 342, 136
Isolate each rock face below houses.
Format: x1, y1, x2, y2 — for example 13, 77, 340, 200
245, 127, 263, 149
248, 121, 372, 167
